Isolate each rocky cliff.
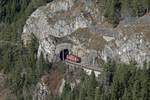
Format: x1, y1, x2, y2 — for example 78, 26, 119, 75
22, 0, 150, 66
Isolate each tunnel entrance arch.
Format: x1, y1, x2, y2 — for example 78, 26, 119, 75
59, 49, 69, 61
55, 43, 72, 61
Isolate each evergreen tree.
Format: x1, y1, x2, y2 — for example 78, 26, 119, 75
120, 0, 132, 16
61, 82, 71, 100
122, 88, 132, 100
131, 0, 145, 16
37, 52, 49, 75
143, 0, 149, 13
2, 49, 11, 73
95, 87, 101, 100
132, 79, 141, 100
79, 83, 86, 100
104, 0, 119, 26
87, 71, 97, 100
139, 68, 149, 100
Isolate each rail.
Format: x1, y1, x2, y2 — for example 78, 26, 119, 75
65, 60, 102, 72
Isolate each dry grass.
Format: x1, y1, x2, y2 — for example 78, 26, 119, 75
71, 28, 107, 50
88, 34, 107, 50
117, 22, 150, 41
43, 69, 63, 96
135, 24, 150, 40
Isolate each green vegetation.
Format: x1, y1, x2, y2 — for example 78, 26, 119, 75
0, 0, 53, 99
0, 0, 53, 42
59, 61, 150, 100
0, 33, 51, 99
102, 0, 150, 26
0, 0, 53, 23
104, 0, 119, 26
0, 0, 150, 99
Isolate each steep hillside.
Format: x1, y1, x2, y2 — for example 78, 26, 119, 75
22, 0, 150, 66
0, 0, 150, 100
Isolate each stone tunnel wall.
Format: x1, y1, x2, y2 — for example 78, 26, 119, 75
55, 43, 72, 54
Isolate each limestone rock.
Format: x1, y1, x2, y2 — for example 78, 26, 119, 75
22, 0, 150, 66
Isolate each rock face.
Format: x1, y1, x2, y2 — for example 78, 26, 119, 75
33, 76, 50, 100
22, 0, 98, 41
22, 0, 150, 66
22, 0, 103, 63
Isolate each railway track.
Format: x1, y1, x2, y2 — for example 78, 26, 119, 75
65, 60, 102, 72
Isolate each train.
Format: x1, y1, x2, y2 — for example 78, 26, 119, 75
66, 54, 81, 63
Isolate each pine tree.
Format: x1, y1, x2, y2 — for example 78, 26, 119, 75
2, 49, 10, 73
131, 0, 145, 16
37, 52, 49, 75
78, 73, 87, 100
122, 88, 132, 100
79, 83, 86, 100
139, 68, 149, 100
61, 82, 71, 100
95, 87, 101, 100
104, 0, 119, 26
87, 71, 97, 100
143, 0, 149, 13
132, 70, 141, 100
120, 0, 131, 16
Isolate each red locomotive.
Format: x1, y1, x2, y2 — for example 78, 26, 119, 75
66, 54, 81, 63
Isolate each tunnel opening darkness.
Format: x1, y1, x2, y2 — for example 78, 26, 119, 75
60, 49, 69, 60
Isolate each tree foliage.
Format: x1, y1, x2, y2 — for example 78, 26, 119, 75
103, 0, 150, 26
60, 62, 150, 100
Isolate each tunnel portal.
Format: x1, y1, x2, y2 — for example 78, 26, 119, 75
59, 49, 69, 60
